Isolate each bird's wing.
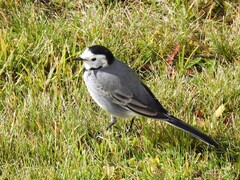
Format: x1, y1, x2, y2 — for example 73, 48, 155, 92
112, 90, 158, 117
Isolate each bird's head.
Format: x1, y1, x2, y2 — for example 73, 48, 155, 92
73, 45, 115, 70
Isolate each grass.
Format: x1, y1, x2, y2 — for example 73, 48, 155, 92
0, 0, 239, 179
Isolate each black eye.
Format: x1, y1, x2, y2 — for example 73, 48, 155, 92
91, 58, 96, 61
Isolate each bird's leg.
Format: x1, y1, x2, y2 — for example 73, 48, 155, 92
106, 115, 118, 131
95, 116, 117, 139
95, 116, 118, 140
125, 118, 135, 134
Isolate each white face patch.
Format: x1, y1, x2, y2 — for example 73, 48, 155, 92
80, 48, 94, 60
80, 48, 109, 70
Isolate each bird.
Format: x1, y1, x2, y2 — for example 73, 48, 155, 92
72, 45, 218, 147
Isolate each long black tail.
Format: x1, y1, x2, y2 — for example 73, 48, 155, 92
160, 114, 219, 147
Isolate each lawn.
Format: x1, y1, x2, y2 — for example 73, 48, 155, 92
0, 0, 239, 179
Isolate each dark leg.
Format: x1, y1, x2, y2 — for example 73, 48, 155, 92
95, 117, 135, 139
106, 115, 117, 131
96, 116, 135, 139
125, 118, 135, 134
95, 116, 118, 140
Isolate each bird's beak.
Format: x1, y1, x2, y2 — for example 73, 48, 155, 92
72, 57, 84, 61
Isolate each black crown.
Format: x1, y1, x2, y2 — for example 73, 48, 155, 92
89, 45, 115, 65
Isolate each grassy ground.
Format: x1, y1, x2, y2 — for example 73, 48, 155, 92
0, 0, 239, 179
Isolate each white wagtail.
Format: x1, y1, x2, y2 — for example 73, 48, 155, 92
73, 45, 218, 147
